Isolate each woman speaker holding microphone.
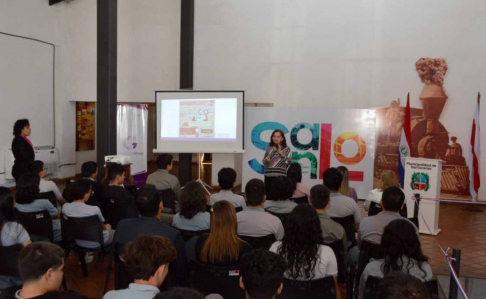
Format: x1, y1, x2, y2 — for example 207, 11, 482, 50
263, 129, 292, 197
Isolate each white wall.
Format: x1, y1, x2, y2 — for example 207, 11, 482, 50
0, 0, 181, 183
118, 0, 181, 103
194, 0, 486, 197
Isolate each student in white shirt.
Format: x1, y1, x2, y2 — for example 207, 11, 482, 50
31, 160, 65, 206
270, 204, 339, 294
210, 168, 245, 208
237, 179, 284, 241
263, 176, 297, 214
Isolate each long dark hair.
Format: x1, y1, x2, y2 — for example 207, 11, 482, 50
380, 219, 429, 278
0, 187, 16, 232
277, 204, 323, 279
287, 163, 302, 191
15, 173, 40, 204
180, 181, 207, 219
269, 129, 287, 147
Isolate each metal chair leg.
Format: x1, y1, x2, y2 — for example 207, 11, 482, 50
103, 254, 113, 294
78, 251, 88, 277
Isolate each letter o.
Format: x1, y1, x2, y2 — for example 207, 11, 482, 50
333, 133, 367, 165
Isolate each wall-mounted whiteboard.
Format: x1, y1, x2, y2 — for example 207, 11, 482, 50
0, 33, 55, 151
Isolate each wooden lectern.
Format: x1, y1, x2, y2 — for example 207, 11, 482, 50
403, 157, 442, 235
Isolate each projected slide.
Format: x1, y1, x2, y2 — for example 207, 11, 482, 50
179, 100, 215, 138
160, 98, 237, 142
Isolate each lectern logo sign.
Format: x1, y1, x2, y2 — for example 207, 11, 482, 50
411, 172, 430, 191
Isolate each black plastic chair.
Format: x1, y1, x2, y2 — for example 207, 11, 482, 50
290, 196, 308, 205
61, 214, 112, 294
355, 241, 381, 299
14, 209, 53, 242
192, 259, 245, 299
425, 279, 439, 299
325, 240, 348, 283
368, 202, 408, 218
362, 275, 381, 299
278, 276, 337, 299
158, 189, 177, 214
175, 228, 210, 242
239, 234, 276, 250
105, 197, 139, 229
38, 191, 58, 208
0, 244, 23, 297
331, 215, 356, 248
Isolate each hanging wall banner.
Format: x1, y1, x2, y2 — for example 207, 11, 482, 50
242, 107, 376, 199
117, 104, 148, 186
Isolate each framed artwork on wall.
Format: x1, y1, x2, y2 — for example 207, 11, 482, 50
76, 102, 96, 151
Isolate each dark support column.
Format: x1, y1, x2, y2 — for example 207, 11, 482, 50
97, 0, 117, 182
178, 0, 195, 186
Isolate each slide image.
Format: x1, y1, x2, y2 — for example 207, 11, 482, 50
179, 100, 215, 138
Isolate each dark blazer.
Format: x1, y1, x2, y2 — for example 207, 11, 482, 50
114, 217, 188, 286
11, 135, 35, 182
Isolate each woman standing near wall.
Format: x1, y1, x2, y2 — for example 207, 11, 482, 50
11, 119, 35, 183
262, 129, 292, 197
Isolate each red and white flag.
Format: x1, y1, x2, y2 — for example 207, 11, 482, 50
468, 93, 481, 200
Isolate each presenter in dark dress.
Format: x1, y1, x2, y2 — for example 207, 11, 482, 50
11, 119, 35, 182
262, 129, 292, 197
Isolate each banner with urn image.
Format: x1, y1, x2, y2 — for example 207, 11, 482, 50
242, 107, 377, 199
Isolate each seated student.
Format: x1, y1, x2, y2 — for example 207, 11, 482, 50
358, 186, 416, 247
16, 242, 87, 299
309, 185, 347, 249
103, 235, 177, 299
113, 185, 187, 286
0, 187, 31, 290
62, 180, 114, 251
31, 161, 65, 206
80, 161, 104, 207
263, 176, 297, 214
337, 166, 358, 202
172, 181, 210, 231
322, 168, 361, 229
364, 170, 401, 212
287, 163, 310, 200
209, 168, 245, 208
195, 200, 252, 266
377, 271, 429, 299
15, 173, 62, 242
237, 179, 284, 241
101, 163, 139, 224
146, 154, 182, 201
240, 249, 286, 299
270, 204, 338, 284
359, 219, 433, 299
